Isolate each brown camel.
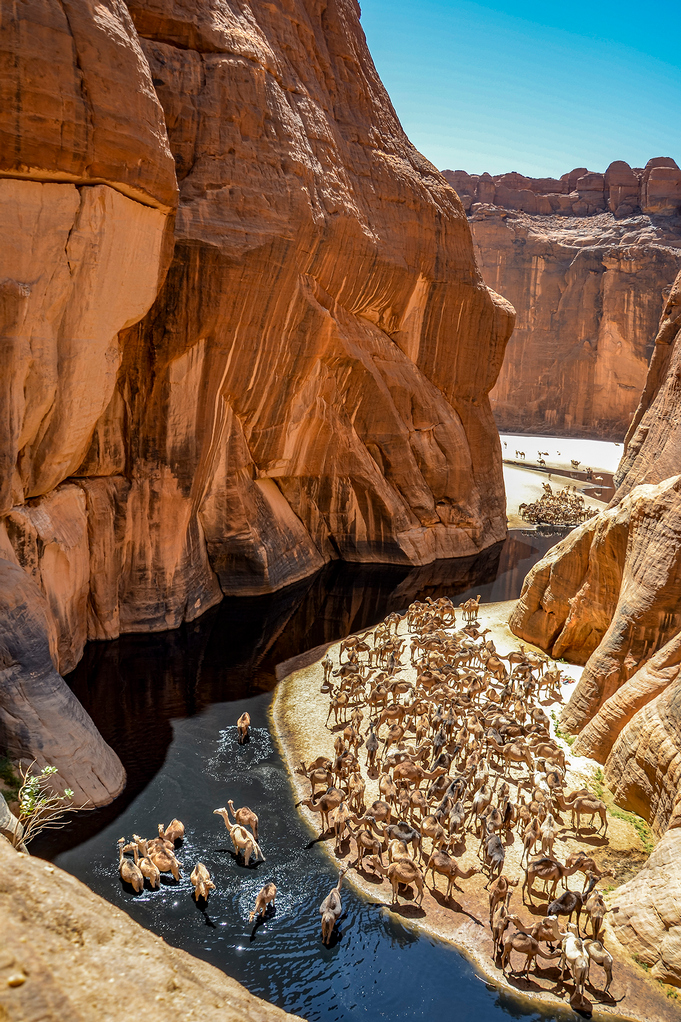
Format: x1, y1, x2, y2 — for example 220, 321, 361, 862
144, 834, 182, 881
213, 809, 265, 864
117, 838, 143, 892
523, 855, 582, 902
297, 789, 344, 834
190, 862, 216, 902
374, 860, 425, 906
159, 819, 185, 844
227, 800, 259, 841
425, 849, 480, 898
130, 836, 161, 888
501, 930, 561, 976
249, 882, 277, 922
488, 874, 518, 925
320, 868, 347, 944
237, 712, 251, 744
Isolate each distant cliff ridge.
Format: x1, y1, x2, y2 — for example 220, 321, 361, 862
442, 159, 681, 441
443, 158, 681, 218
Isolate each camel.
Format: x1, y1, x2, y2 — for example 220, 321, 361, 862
391, 761, 444, 791
237, 712, 250, 744
488, 874, 518, 925
297, 761, 333, 797
249, 882, 277, 922
523, 856, 583, 902
297, 788, 343, 834
117, 838, 143, 892
144, 834, 182, 880
491, 891, 513, 956
584, 938, 613, 993
190, 862, 216, 902
569, 795, 608, 835
387, 838, 412, 864
159, 819, 185, 844
374, 860, 424, 906
130, 836, 160, 888
329, 801, 352, 853
320, 868, 347, 944
547, 876, 597, 935
364, 724, 379, 770
584, 888, 609, 940
560, 924, 589, 1003
226, 800, 259, 841
501, 930, 560, 977
213, 809, 265, 864
565, 851, 614, 892
425, 849, 480, 898
351, 825, 385, 871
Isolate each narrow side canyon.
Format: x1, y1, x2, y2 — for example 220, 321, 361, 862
443, 164, 681, 439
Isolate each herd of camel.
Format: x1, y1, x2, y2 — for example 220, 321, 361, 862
115, 593, 622, 1010
293, 595, 619, 1009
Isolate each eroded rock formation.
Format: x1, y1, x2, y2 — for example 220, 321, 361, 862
0, 0, 513, 803
0, 840, 302, 1021
442, 163, 681, 439
510, 269, 681, 981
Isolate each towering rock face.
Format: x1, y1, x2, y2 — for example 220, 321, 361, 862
0, 0, 513, 801
509, 270, 681, 980
442, 163, 681, 440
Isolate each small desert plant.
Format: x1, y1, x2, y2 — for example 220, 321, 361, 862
14, 763, 89, 847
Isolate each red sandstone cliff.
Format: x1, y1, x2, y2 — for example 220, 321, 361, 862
442, 164, 681, 440
0, 0, 513, 802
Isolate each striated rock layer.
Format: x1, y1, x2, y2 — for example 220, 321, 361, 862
510, 269, 681, 981
0, 840, 302, 1022
442, 163, 681, 439
0, 0, 513, 803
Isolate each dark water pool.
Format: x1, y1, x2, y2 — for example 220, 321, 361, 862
43, 530, 577, 1022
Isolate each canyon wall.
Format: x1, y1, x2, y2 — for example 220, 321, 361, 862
442, 163, 681, 439
0, 0, 513, 804
510, 268, 681, 983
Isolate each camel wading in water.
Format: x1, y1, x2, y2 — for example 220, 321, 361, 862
320, 867, 348, 945
117, 838, 143, 892
249, 882, 277, 922
213, 808, 265, 864
237, 712, 251, 744
190, 862, 216, 902
226, 800, 259, 841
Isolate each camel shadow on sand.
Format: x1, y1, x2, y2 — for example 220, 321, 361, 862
428, 886, 485, 927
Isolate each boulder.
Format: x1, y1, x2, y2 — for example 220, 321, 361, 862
0, 559, 125, 806
0, 840, 303, 1020
610, 828, 681, 987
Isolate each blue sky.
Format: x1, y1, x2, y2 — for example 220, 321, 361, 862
359, 0, 681, 178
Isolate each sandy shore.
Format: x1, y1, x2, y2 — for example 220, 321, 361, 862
500, 434, 623, 476
272, 600, 674, 1022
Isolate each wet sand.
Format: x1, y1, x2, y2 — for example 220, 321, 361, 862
272, 600, 675, 1022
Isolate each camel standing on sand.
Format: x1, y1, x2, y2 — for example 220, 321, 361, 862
213, 809, 265, 863
583, 938, 613, 993
488, 874, 518, 924
425, 849, 480, 898
249, 882, 277, 922
226, 800, 259, 841
320, 868, 347, 944
501, 930, 561, 977
237, 712, 250, 744
190, 862, 216, 902
374, 860, 425, 906
297, 788, 344, 834
560, 924, 589, 1003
